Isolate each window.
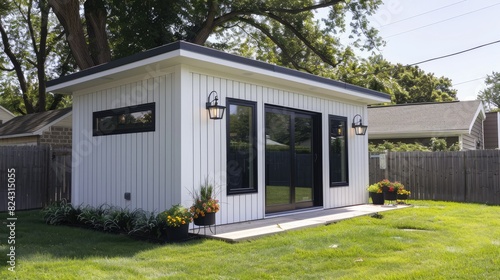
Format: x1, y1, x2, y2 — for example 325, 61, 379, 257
226, 99, 257, 194
329, 115, 348, 186
93, 103, 155, 136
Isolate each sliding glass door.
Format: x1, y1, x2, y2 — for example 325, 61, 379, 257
265, 106, 322, 213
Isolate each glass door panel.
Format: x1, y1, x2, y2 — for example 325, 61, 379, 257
265, 107, 319, 213
265, 111, 292, 210
294, 115, 314, 205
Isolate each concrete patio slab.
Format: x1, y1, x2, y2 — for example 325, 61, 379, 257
192, 204, 411, 242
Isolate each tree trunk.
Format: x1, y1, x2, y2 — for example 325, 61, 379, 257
49, 0, 95, 70
0, 20, 35, 114
84, 0, 111, 65
35, 0, 49, 112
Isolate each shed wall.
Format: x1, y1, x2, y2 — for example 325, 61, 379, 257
72, 65, 371, 224
183, 68, 369, 224
72, 72, 176, 211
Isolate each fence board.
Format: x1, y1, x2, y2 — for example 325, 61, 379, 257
0, 146, 71, 211
369, 150, 500, 205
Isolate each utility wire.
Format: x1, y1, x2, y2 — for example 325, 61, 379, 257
408, 39, 500, 66
380, 0, 467, 27
385, 3, 500, 38
453, 76, 486, 86
345, 39, 500, 80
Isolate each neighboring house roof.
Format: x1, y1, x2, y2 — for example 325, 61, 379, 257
0, 105, 16, 123
0, 107, 72, 139
368, 101, 485, 139
46, 41, 390, 104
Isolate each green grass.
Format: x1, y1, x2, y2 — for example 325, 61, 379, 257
266, 185, 312, 205
1, 201, 499, 279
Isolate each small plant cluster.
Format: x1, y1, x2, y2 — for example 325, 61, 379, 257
158, 204, 192, 227
368, 179, 410, 195
43, 200, 191, 242
190, 180, 220, 219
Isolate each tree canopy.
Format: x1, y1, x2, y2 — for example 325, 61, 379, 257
0, 0, 72, 114
477, 71, 500, 112
338, 55, 457, 104
1, 0, 460, 114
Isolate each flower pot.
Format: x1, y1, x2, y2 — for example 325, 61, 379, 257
193, 212, 216, 226
383, 191, 397, 201
165, 224, 190, 242
397, 194, 409, 200
369, 192, 385, 205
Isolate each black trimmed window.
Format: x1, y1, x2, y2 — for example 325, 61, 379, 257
329, 115, 348, 186
93, 103, 155, 136
226, 98, 257, 194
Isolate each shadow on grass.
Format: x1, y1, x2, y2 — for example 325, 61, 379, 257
0, 210, 202, 266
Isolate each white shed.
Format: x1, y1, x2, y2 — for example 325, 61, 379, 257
47, 41, 390, 224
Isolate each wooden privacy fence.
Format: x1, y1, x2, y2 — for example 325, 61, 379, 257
0, 146, 71, 211
369, 150, 500, 205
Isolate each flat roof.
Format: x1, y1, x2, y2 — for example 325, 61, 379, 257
47, 41, 390, 104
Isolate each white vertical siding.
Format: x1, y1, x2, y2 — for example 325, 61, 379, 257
186, 70, 369, 224
71, 72, 176, 212
72, 66, 371, 224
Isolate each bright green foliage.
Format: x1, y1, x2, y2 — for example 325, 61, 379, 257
1, 201, 499, 279
477, 71, 500, 112
339, 55, 457, 104
369, 138, 460, 152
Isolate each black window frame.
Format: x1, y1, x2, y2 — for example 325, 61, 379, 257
226, 98, 258, 195
329, 115, 349, 187
93, 102, 156, 136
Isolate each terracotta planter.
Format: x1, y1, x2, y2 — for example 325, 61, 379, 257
369, 192, 385, 205
193, 212, 216, 226
165, 224, 190, 242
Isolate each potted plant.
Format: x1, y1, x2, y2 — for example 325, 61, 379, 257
367, 183, 384, 205
397, 188, 411, 202
383, 181, 403, 202
190, 180, 220, 226
158, 204, 192, 242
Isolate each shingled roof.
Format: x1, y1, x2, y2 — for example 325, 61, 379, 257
367, 101, 485, 139
0, 107, 72, 138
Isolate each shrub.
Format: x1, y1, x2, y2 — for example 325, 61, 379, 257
43, 199, 81, 225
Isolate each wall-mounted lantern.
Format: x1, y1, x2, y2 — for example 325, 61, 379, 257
352, 114, 368, 135
337, 124, 344, 137
206, 90, 226, 120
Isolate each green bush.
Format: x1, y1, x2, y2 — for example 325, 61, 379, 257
43, 203, 167, 242
43, 199, 81, 225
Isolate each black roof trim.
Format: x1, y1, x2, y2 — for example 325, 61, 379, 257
47, 41, 389, 100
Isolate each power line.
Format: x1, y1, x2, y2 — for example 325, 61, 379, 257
453, 76, 486, 86
408, 39, 500, 66
381, 1, 467, 27
385, 3, 500, 38
345, 39, 500, 81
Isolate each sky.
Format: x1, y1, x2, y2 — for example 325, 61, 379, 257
344, 0, 500, 101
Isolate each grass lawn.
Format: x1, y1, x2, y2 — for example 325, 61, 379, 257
1, 200, 499, 279
266, 185, 312, 205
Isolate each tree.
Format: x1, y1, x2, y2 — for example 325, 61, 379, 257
0, 0, 71, 114
477, 72, 500, 112
339, 55, 457, 104
50, 0, 384, 72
